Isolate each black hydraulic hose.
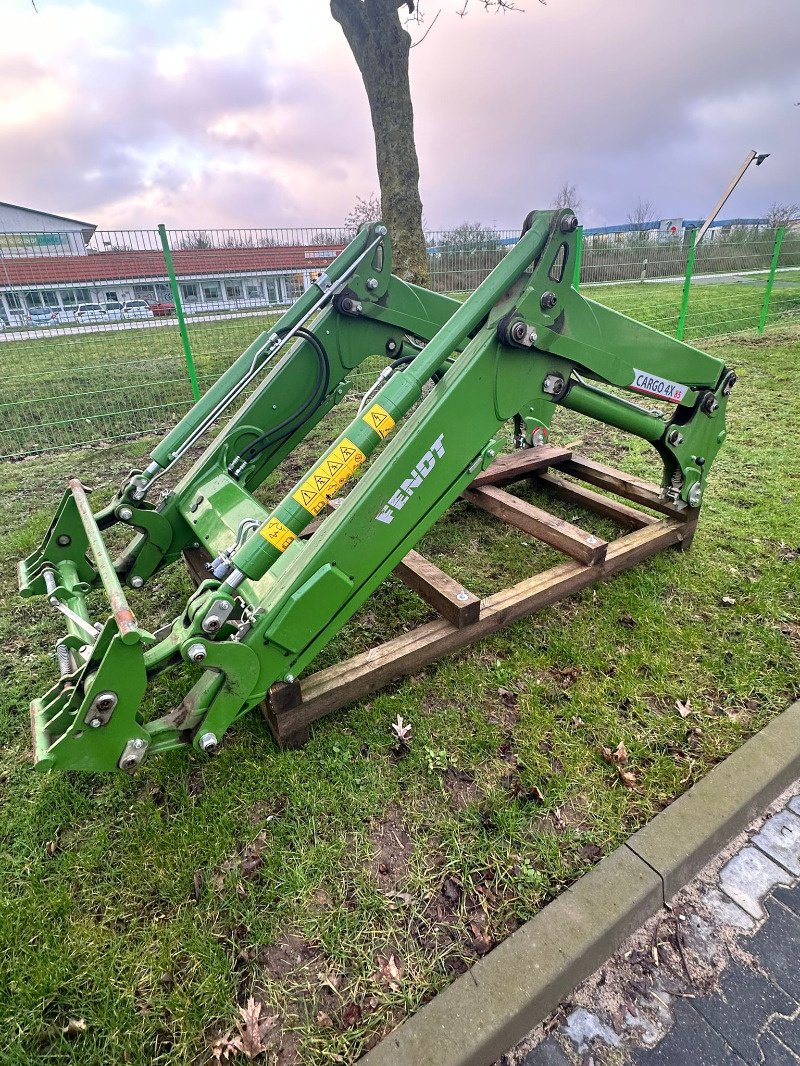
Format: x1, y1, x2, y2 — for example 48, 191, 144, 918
389, 353, 446, 383
232, 327, 330, 473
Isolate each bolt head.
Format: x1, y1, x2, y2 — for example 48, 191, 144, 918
285, 674, 295, 684
57, 534, 71, 547
119, 507, 133, 522
188, 643, 207, 664
199, 732, 218, 753
91, 719, 101, 728
376, 225, 387, 236
130, 576, 144, 589
133, 738, 145, 750
560, 214, 579, 233
540, 291, 558, 311
366, 277, 378, 291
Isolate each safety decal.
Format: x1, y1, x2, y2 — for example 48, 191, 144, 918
362, 403, 395, 440
293, 438, 366, 515
259, 517, 297, 552
630, 369, 687, 403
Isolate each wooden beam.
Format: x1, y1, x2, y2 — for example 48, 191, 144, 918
263, 518, 690, 744
559, 455, 688, 519
463, 484, 607, 566
535, 470, 657, 530
393, 549, 480, 628
469, 445, 572, 488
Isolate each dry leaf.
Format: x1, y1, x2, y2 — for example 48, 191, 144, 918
373, 953, 404, 991
63, 1018, 87, 1036
235, 997, 274, 1061
676, 699, 692, 718
498, 687, 519, 708
470, 923, 494, 955
721, 595, 737, 607
600, 744, 628, 766
211, 1032, 242, 1063
342, 1002, 362, 1027
390, 715, 412, 747
618, 767, 637, 789
316, 1011, 334, 1028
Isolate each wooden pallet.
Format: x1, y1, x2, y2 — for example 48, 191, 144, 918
255, 445, 697, 747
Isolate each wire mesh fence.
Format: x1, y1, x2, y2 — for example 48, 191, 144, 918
1, 218, 798, 460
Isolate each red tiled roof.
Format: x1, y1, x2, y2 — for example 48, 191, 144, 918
0, 245, 344, 287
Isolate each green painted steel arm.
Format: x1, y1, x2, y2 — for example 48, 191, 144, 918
19, 209, 736, 773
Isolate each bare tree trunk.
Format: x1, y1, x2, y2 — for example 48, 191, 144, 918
331, 0, 429, 285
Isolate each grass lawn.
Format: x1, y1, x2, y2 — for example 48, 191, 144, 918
2, 271, 799, 460
0, 321, 799, 1065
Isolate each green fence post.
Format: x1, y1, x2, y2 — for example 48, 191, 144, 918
572, 225, 583, 290
758, 226, 785, 335
158, 223, 200, 402
676, 228, 697, 341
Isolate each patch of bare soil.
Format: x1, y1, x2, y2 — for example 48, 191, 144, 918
442, 766, 482, 809
369, 804, 412, 889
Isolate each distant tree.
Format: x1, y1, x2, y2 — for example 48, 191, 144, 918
766, 201, 800, 227
550, 181, 582, 215
625, 197, 658, 249
344, 192, 382, 236
177, 231, 214, 250
432, 220, 504, 292
627, 197, 658, 228
310, 229, 349, 245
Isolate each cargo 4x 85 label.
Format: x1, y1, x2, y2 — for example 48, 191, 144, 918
630, 369, 687, 403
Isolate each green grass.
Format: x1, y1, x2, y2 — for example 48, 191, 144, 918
0, 313, 283, 458
2, 271, 799, 460
0, 322, 798, 1064
585, 276, 800, 340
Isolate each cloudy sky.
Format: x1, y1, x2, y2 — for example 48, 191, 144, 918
2, 0, 797, 232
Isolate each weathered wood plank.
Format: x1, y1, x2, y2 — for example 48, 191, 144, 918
559, 455, 688, 519
264, 518, 689, 743
535, 470, 658, 530
469, 445, 572, 488
393, 550, 480, 628
463, 484, 607, 565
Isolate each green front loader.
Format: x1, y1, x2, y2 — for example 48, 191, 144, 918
19, 210, 734, 772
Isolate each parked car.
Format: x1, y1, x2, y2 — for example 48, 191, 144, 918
104, 300, 124, 320
149, 300, 175, 318
26, 306, 59, 326
75, 303, 108, 324
122, 299, 154, 320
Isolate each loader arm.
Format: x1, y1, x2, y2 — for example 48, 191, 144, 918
19, 210, 735, 772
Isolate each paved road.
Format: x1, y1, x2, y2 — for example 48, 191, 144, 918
504, 789, 800, 1065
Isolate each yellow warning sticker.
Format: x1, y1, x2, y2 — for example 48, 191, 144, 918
362, 403, 395, 440
259, 517, 297, 552
292, 438, 366, 515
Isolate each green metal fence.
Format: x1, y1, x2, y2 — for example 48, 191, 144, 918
1, 219, 798, 460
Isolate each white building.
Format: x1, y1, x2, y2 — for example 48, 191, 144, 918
0, 201, 96, 257
0, 203, 342, 323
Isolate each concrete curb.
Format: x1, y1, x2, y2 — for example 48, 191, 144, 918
359, 700, 800, 1066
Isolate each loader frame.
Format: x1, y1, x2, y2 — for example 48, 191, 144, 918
19, 210, 735, 772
